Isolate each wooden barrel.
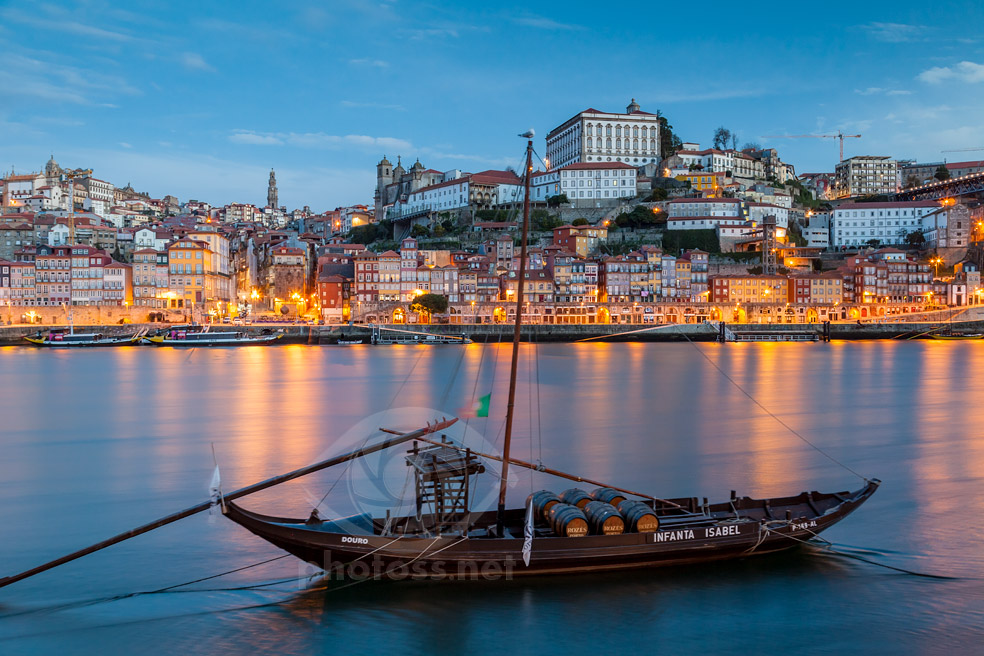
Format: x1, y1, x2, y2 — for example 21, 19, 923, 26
547, 503, 589, 538
527, 490, 561, 524
583, 500, 625, 535
617, 500, 660, 533
559, 488, 592, 509
590, 487, 627, 506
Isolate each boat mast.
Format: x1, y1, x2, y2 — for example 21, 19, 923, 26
496, 134, 534, 537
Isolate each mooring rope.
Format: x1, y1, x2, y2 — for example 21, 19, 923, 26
760, 523, 960, 580
683, 333, 869, 482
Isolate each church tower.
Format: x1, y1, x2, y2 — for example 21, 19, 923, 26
267, 169, 278, 209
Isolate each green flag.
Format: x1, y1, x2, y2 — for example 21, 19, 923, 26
474, 393, 491, 418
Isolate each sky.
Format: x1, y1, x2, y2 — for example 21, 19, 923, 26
1, 0, 983, 211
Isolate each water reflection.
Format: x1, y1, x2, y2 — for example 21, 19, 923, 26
1, 342, 983, 654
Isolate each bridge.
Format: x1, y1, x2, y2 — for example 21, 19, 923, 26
892, 171, 984, 201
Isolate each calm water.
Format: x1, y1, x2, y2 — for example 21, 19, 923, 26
0, 342, 983, 655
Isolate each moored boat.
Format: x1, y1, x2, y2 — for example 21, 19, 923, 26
144, 327, 284, 346
24, 328, 142, 347
224, 478, 880, 578
221, 132, 880, 581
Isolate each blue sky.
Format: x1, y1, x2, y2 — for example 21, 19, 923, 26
2, 0, 983, 210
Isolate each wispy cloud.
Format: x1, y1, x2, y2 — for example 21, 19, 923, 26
854, 87, 912, 96
918, 61, 984, 84
181, 52, 215, 72
861, 22, 922, 43
228, 130, 412, 151
119, 142, 133, 149
349, 58, 389, 68
229, 131, 284, 145
512, 14, 584, 31
339, 100, 405, 111
0, 54, 140, 105
0, 5, 141, 43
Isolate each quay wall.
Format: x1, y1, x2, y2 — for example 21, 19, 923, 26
4, 320, 984, 346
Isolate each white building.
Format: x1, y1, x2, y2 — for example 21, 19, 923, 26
832, 156, 899, 199
134, 227, 172, 252
667, 197, 747, 219
668, 148, 735, 176
555, 162, 636, 207
546, 99, 661, 169
922, 204, 970, 249
401, 170, 523, 215
830, 201, 939, 248
804, 211, 831, 249
748, 202, 789, 228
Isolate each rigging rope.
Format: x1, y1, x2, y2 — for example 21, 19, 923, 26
683, 333, 869, 482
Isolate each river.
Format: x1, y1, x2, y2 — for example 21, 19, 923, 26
0, 342, 982, 654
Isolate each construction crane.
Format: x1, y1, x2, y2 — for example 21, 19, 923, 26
61, 169, 92, 245
941, 147, 984, 153
760, 132, 861, 162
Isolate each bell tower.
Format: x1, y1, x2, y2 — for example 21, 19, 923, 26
267, 169, 278, 209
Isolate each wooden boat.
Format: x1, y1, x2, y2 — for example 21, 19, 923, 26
24, 327, 142, 347
929, 333, 983, 340
144, 327, 284, 346
225, 479, 880, 578
221, 134, 880, 580
371, 325, 472, 345
336, 338, 364, 345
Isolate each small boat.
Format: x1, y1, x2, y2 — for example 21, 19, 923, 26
24, 328, 142, 347
929, 333, 983, 340
144, 327, 284, 346
336, 339, 364, 345
370, 325, 472, 345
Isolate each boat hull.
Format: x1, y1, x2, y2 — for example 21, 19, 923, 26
224, 479, 879, 579
144, 333, 283, 346
24, 335, 142, 347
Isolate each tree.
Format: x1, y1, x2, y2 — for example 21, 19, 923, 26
571, 217, 590, 226
411, 224, 430, 238
615, 205, 664, 229
661, 229, 720, 254
866, 238, 881, 249
742, 142, 761, 151
655, 110, 683, 158
531, 209, 562, 232
712, 126, 732, 150
546, 194, 569, 208
906, 230, 926, 248
647, 187, 668, 202
934, 165, 951, 181
729, 133, 739, 150
411, 293, 448, 316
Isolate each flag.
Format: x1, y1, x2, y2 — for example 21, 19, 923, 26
208, 465, 222, 515
522, 496, 534, 567
458, 393, 491, 418
474, 393, 491, 418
